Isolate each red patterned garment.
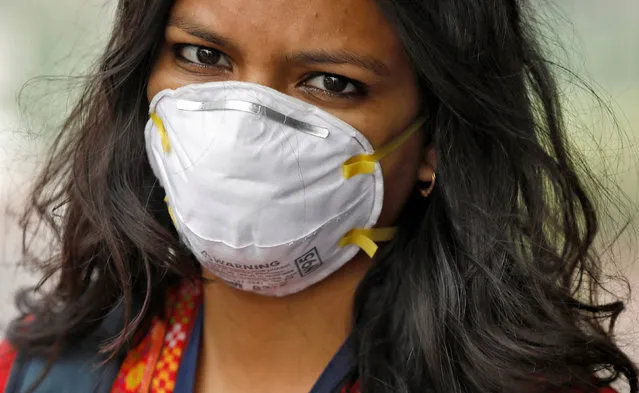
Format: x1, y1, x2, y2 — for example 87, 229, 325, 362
110, 280, 202, 393
0, 340, 17, 393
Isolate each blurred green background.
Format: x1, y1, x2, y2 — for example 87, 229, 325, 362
0, 0, 637, 357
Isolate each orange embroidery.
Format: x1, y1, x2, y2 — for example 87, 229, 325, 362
110, 281, 202, 393
125, 363, 145, 391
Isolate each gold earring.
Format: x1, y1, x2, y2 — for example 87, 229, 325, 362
418, 172, 436, 198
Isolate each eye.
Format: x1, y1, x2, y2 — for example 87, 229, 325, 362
175, 44, 232, 68
302, 74, 361, 96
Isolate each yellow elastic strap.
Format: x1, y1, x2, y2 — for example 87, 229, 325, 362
164, 196, 177, 226
338, 227, 397, 258
151, 113, 171, 153
342, 117, 426, 179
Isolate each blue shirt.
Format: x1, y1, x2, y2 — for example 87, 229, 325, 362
174, 306, 354, 393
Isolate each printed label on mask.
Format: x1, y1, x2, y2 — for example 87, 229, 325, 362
200, 250, 304, 291
294, 247, 323, 277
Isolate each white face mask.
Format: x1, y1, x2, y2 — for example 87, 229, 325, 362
145, 81, 423, 296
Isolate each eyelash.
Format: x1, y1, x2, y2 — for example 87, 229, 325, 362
172, 44, 368, 100
173, 44, 231, 70
300, 72, 368, 100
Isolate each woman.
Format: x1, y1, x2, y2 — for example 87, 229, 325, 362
0, 0, 636, 392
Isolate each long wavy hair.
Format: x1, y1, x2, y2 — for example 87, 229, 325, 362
6, 0, 637, 392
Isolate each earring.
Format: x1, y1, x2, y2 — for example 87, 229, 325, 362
417, 172, 436, 198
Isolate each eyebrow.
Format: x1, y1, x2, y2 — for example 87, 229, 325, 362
288, 50, 391, 77
167, 16, 391, 77
167, 16, 241, 53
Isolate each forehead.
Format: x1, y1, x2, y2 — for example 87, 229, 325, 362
168, 0, 404, 61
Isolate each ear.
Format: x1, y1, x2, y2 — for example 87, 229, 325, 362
417, 143, 437, 182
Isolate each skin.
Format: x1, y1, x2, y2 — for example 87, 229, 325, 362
147, 0, 436, 392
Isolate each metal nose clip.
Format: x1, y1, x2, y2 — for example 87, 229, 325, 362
176, 99, 330, 139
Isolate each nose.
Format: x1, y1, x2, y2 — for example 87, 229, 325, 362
234, 59, 289, 94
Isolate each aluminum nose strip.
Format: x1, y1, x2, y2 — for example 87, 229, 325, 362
176, 99, 330, 139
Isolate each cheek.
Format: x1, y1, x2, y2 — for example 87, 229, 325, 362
146, 49, 192, 102
376, 131, 424, 227
146, 51, 168, 102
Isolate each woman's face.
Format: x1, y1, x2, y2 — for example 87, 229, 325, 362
148, 0, 430, 226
